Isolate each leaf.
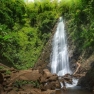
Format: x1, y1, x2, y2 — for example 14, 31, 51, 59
3, 35, 12, 40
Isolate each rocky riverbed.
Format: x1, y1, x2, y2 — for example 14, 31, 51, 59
0, 63, 85, 94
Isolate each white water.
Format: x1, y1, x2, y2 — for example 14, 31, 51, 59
50, 17, 72, 76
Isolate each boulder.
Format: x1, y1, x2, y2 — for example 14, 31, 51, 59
10, 69, 41, 82
40, 84, 47, 91
39, 76, 48, 83
55, 80, 61, 88
43, 69, 52, 78
48, 75, 58, 81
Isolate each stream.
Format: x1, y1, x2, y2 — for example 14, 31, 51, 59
56, 86, 93, 94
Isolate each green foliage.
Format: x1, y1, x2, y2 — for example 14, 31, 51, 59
0, 66, 4, 69
0, 0, 94, 69
0, 0, 26, 28
0, 24, 11, 42
5, 70, 11, 75
61, 0, 94, 53
0, 0, 59, 69
0, 24, 12, 56
13, 80, 40, 88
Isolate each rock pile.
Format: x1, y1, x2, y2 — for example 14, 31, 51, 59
0, 65, 84, 94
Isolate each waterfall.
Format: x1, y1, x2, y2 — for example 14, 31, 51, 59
50, 17, 71, 76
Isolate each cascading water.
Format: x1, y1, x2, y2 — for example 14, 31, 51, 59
50, 17, 72, 76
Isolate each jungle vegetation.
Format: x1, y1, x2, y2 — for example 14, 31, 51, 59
0, 0, 94, 69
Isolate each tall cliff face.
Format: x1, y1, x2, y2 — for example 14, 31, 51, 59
65, 20, 94, 92
65, 20, 94, 71
34, 22, 58, 70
